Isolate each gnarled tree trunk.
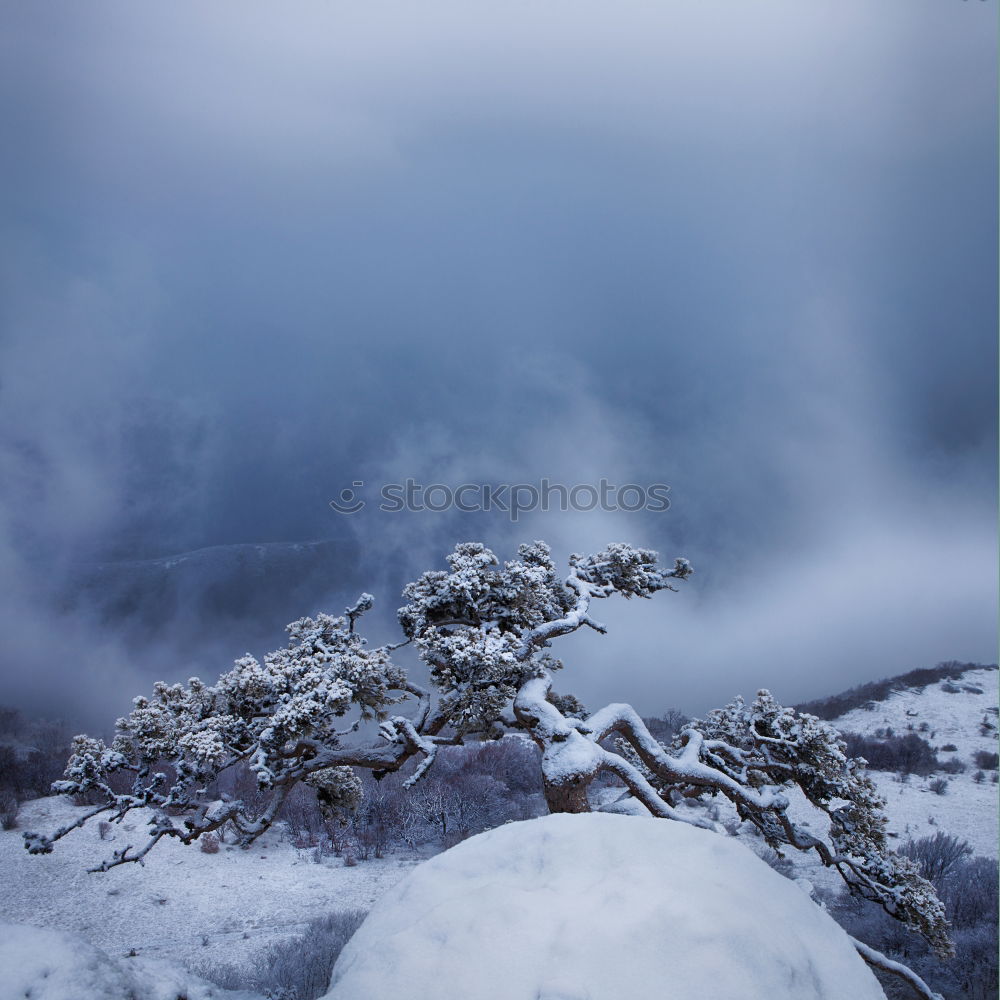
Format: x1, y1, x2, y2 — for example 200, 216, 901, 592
542, 773, 593, 814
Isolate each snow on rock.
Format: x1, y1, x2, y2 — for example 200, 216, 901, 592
0, 922, 264, 1000
323, 813, 886, 1000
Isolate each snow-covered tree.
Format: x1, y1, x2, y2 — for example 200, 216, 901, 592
26, 541, 949, 998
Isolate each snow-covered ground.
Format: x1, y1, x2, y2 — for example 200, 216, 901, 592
0, 922, 264, 1000
0, 797, 418, 973
831, 666, 999, 858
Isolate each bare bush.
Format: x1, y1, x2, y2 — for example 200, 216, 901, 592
841, 731, 939, 776
901, 832, 972, 886
940, 856, 998, 929
642, 710, 690, 744
949, 923, 1000, 1000
200, 909, 366, 1000
0, 790, 18, 830
824, 848, 998, 1000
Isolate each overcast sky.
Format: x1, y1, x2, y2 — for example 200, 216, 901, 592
0, 0, 996, 728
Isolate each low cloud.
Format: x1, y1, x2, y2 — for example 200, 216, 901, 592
0, 0, 994, 728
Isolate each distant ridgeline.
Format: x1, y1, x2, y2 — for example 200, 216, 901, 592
794, 662, 999, 721
57, 537, 366, 640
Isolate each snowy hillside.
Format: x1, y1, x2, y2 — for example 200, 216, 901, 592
830, 666, 999, 857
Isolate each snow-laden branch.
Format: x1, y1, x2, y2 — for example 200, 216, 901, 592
851, 936, 944, 1000
515, 551, 693, 660
514, 575, 604, 660
588, 702, 789, 813
512, 667, 950, 963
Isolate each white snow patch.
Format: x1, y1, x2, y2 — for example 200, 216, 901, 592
832, 666, 999, 858
833, 668, 998, 762
323, 812, 886, 1000
0, 922, 263, 1000
0, 797, 420, 972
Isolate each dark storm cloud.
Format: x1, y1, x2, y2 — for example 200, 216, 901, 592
0, 0, 994, 726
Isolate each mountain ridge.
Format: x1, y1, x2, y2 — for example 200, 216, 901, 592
794, 661, 998, 720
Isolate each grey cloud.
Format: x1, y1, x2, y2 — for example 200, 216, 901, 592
0, 0, 994, 727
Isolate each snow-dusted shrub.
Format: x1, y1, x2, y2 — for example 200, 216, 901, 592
938, 757, 965, 774
0, 789, 18, 830
928, 778, 949, 795
26, 541, 951, 993
211, 738, 543, 856
641, 707, 690, 743
940, 855, 998, 929
261, 909, 367, 1000
972, 749, 999, 770
459, 734, 542, 796
756, 844, 796, 879
948, 924, 1000, 1000
203, 909, 367, 1000
200, 831, 220, 853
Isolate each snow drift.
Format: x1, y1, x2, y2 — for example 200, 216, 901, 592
323, 812, 886, 1000
0, 922, 262, 1000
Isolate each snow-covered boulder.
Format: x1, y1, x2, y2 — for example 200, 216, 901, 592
323, 813, 885, 1000
0, 922, 263, 1000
